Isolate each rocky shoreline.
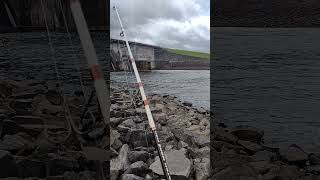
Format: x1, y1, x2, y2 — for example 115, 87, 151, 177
212, 123, 320, 180
110, 86, 210, 180
0, 77, 210, 179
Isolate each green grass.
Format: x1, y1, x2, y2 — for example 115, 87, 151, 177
166, 48, 210, 60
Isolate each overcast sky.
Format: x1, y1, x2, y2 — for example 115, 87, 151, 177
110, 0, 210, 53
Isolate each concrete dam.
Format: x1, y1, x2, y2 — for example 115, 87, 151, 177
110, 39, 209, 71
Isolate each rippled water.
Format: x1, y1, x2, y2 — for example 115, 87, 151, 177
213, 28, 320, 152
111, 70, 210, 109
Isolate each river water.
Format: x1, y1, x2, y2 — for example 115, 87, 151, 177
213, 28, 320, 152
111, 70, 210, 109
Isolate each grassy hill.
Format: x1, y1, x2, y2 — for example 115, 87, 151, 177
166, 48, 210, 60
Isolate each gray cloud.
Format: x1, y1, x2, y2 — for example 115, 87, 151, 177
110, 0, 210, 53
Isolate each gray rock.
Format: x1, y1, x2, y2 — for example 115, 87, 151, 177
0, 150, 17, 178
120, 174, 145, 180
182, 101, 192, 107
87, 127, 105, 139
153, 113, 167, 125
238, 140, 263, 153
214, 128, 238, 144
178, 141, 189, 149
128, 151, 150, 163
231, 125, 264, 144
280, 144, 308, 163
117, 144, 130, 171
194, 158, 210, 180
124, 161, 148, 176
150, 148, 192, 179
120, 119, 136, 128
190, 146, 210, 159
125, 129, 152, 147
111, 129, 121, 147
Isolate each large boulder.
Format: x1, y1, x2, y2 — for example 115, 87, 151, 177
149, 148, 192, 179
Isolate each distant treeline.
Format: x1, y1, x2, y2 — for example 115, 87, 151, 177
213, 0, 320, 27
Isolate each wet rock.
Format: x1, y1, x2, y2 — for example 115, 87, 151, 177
0, 150, 18, 177
124, 161, 148, 176
128, 151, 150, 163
280, 144, 308, 163
182, 101, 192, 107
150, 148, 192, 179
231, 125, 264, 144
120, 174, 145, 180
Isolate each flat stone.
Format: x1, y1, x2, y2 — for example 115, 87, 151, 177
212, 163, 258, 180
149, 148, 192, 179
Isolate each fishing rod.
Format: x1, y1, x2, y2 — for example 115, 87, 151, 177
113, 5, 171, 180
70, 0, 109, 126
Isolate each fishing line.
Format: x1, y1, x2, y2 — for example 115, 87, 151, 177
40, 0, 73, 143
